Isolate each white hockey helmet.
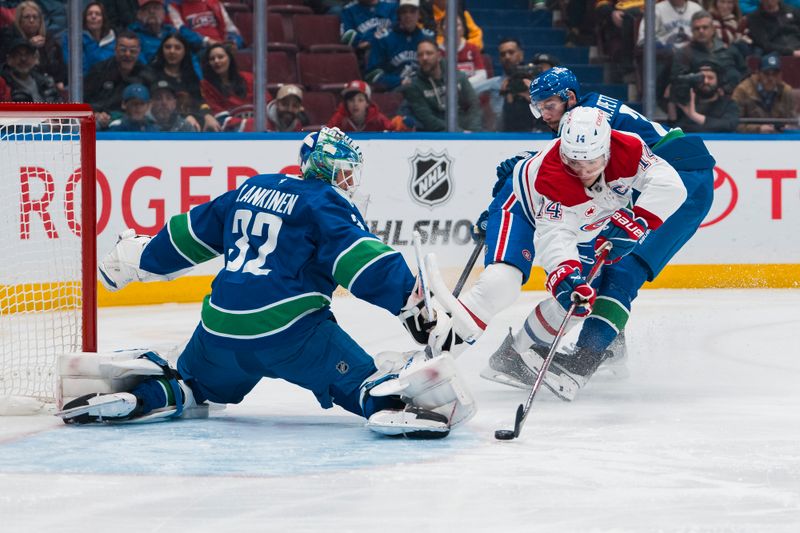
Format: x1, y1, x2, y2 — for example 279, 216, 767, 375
558, 106, 611, 162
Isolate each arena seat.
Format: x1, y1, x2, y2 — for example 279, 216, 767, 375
298, 52, 361, 92
371, 91, 404, 118
294, 14, 351, 53
302, 91, 338, 125
234, 12, 297, 53
267, 4, 313, 42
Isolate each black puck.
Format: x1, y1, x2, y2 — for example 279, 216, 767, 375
494, 429, 515, 440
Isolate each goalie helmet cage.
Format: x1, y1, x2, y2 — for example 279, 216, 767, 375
0, 103, 97, 409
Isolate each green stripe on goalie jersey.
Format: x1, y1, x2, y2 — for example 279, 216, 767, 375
168, 213, 219, 265
591, 296, 630, 333
200, 293, 331, 338
333, 238, 398, 290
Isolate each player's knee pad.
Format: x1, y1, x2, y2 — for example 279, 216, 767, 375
362, 351, 476, 430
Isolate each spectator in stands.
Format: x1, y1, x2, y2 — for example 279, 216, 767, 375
670, 10, 747, 94
440, 15, 486, 88
563, 0, 597, 47
327, 79, 398, 131
428, 0, 483, 51
732, 52, 797, 132
130, 0, 202, 64
0, 37, 62, 103
108, 83, 159, 132
37, 0, 67, 38
1, 2, 15, 30
746, 0, 800, 57
200, 42, 264, 131
637, 0, 703, 105
498, 41, 538, 132
670, 60, 740, 131
149, 78, 198, 132
595, 0, 643, 83
365, 0, 435, 91
84, 30, 155, 129
0, 1, 66, 89
266, 84, 309, 132
62, 2, 117, 75
340, 0, 396, 49
709, 0, 752, 56
403, 38, 481, 131
638, 0, 703, 48
166, 0, 244, 50
102, 0, 140, 31
151, 33, 220, 131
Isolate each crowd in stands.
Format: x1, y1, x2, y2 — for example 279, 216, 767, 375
0, 0, 797, 133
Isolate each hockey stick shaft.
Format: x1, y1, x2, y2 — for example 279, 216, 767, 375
452, 236, 485, 298
512, 242, 612, 438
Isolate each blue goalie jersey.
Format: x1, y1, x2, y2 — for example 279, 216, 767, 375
139, 173, 415, 348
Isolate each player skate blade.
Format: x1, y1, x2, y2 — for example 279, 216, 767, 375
494, 429, 516, 440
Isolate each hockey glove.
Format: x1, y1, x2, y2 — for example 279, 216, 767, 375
399, 276, 436, 345
471, 209, 489, 242
491, 151, 537, 197
595, 208, 649, 264
545, 260, 596, 317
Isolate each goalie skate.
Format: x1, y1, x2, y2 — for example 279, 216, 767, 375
479, 329, 538, 390
366, 406, 450, 439
57, 393, 140, 424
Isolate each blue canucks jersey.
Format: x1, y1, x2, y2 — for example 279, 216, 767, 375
367, 25, 435, 90
140, 173, 415, 347
578, 92, 671, 147
340, 0, 397, 47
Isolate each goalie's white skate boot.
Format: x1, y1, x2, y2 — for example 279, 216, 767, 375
366, 406, 450, 439
480, 329, 538, 389
57, 392, 141, 424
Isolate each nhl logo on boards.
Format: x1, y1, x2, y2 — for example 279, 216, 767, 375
408, 150, 453, 208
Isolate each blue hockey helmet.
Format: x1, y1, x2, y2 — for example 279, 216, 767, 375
529, 67, 579, 118
299, 127, 364, 195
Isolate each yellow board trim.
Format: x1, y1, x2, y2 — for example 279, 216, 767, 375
92, 264, 800, 307
521, 264, 800, 291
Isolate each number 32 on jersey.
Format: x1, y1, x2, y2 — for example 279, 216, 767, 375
226, 208, 283, 276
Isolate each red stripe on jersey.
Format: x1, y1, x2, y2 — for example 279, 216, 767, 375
459, 300, 487, 330
535, 304, 559, 336
521, 157, 537, 216
493, 208, 513, 262
603, 131, 644, 185
633, 205, 664, 230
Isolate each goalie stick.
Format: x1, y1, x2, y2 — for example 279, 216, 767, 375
495, 241, 612, 441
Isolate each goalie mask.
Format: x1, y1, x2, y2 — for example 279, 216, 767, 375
558, 107, 611, 183
299, 127, 364, 196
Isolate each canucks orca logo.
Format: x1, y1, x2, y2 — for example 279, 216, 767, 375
408, 150, 453, 208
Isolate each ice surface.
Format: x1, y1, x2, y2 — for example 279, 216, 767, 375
1, 290, 799, 532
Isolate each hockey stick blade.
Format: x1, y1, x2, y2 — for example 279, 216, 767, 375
494, 404, 523, 440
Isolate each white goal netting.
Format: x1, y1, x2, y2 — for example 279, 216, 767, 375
0, 115, 89, 405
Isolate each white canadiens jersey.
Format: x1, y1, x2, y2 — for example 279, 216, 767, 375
512, 130, 687, 273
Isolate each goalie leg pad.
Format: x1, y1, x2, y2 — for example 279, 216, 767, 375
365, 351, 477, 430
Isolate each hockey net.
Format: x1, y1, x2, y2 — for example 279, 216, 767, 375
0, 104, 96, 413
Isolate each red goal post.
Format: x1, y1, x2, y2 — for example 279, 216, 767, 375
0, 103, 97, 410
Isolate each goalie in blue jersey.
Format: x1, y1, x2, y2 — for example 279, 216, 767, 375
437, 67, 716, 401
57, 127, 475, 438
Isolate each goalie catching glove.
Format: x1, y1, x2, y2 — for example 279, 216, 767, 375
98, 229, 187, 291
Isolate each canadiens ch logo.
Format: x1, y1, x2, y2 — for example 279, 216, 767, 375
408, 150, 453, 207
